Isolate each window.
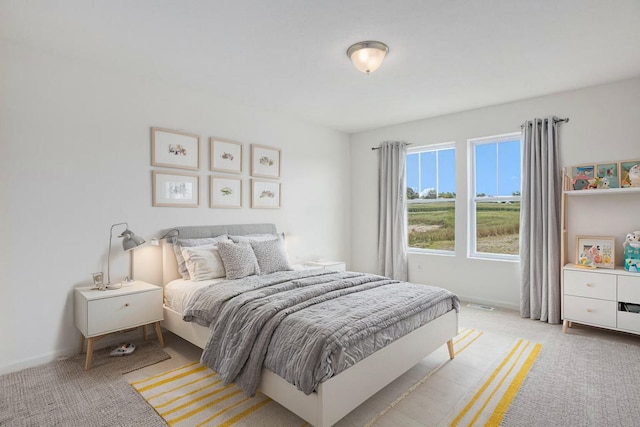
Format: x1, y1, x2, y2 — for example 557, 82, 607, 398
406, 143, 456, 252
469, 133, 522, 259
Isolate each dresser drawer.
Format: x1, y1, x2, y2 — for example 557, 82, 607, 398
618, 275, 640, 304
564, 295, 616, 328
87, 289, 163, 336
564, 270, 616, 300
617, 311, 640, 333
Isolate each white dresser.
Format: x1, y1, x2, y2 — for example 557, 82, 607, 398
74, 281, 164, 369
563, 265, 640, 335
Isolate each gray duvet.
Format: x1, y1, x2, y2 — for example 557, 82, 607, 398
182, 269, 459, 396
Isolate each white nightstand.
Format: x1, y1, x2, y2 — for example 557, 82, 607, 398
74, 281, 164, 370
303, 261, 346, 272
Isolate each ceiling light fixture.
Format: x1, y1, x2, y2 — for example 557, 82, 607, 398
346, 41, 389, 75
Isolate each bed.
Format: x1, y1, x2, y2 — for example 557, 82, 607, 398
158, 223, 459, 427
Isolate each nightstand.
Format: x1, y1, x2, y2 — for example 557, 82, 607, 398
74, 281, 164, 370
303, 261, 347, 272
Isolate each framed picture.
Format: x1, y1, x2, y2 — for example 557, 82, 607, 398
151, 127, 200, 170
595, 162, 619, 189
576, 236, 615, 269
210, 176, 242, 208
152, 170, 199, 207
251, 144, 281, 179
620, 159, 640, 188
210, 138, 242, 174
570, 164, 596, 190
251, 179, 281, 209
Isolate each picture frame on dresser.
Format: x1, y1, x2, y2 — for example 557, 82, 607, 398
210, 138, 242, 174
575, 235, 615, 269
151, 127, 200, 171
152, 170, 199, 207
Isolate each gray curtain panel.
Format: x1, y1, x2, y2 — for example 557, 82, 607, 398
377, 141, 409, 281
520, 117, 562, 323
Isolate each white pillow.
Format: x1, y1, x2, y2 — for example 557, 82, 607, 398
180, 245, 226, 281
172, 235, 229, 279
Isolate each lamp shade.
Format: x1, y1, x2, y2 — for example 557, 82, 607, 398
121, 229, 145, 251
347, 41, 389, 74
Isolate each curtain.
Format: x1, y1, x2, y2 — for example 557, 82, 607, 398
520, 117, 562, 323
377, 141, 408, 281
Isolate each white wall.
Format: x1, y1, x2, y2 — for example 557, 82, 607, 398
0, 40, 351, 374
350, 77, 640, 310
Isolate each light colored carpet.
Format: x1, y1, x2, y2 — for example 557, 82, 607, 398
0, 340, 170, 426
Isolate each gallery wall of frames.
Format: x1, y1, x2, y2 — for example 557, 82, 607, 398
150, 127, 282, 209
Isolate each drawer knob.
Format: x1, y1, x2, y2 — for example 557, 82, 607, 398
586, 308, 592, 313
125, 303, 130, 307
585, 283, 593, 287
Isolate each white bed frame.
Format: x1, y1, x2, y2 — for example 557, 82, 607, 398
158, 224, 458, 427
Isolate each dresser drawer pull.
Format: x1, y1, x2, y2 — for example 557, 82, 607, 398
586, 308, 592, 313
125, 303, 130, 307
585, 283, 593, 287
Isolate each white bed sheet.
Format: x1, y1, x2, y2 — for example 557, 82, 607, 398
163, 278, 225, 314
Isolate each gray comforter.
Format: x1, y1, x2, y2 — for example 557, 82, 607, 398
182, 269, 459, 396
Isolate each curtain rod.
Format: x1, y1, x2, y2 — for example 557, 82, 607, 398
371, 142, 412, 151
521, 117, 570, 128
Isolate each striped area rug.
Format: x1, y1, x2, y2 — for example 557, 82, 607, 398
363, 328, 483, 427
449, 338, 541, 426
130, 361, 305, 427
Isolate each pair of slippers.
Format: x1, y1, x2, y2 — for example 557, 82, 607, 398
109, 342, 136, 357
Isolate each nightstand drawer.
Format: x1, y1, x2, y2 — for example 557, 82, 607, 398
87, 289, 162, 336
564, 270, 616, 300
564, 295, 616, 328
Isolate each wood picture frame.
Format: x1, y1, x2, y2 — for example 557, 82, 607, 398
251, 144, 281, 179
152, 170, 199, 207
576, 236, 615, 269
251, 179, 281, 209
151, 127, 200, 170
620, 159, 640, 188
210, 138, 242, 174
210, 176, 242, 208
595, 162, 620, 189
570, 164, 596, 190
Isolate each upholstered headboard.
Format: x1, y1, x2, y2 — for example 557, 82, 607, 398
159, 223, 278, 285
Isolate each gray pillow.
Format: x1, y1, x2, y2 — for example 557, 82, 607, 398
172, 235, 229, 279
217, 241, 260, 280
250, 238, 293, 275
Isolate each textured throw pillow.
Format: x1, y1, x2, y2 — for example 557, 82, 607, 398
250, 238, 293, 275
217, 241, 260, 280
172, 235, 229, 279
180, 245, 226, 281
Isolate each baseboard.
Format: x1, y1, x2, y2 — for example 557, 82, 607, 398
0, 328, 160, 376
459, 296, 519, 312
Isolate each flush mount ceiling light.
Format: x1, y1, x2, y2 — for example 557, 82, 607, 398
346, 41, 389, 74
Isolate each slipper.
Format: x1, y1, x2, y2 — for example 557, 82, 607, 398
109, 343, 136, 357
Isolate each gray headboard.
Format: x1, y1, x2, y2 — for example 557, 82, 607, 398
160, 223, 277, 285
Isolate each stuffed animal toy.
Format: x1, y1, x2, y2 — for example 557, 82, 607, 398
623, 231, 640, 249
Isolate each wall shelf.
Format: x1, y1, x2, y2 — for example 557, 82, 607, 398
564, 187, 640, 196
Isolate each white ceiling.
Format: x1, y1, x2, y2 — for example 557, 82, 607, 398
3, 0, 640, 134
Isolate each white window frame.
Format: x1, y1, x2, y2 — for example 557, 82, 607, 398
406, 142, 456, 255
467, 132, 522, 261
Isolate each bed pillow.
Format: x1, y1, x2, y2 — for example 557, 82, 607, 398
180, 245, 226, 281
172, 235, 229, 279
229, 232, 284, 243
217, 241, 260, 280
250, 238, 293, 275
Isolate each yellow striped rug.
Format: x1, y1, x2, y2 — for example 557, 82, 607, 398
130, 361, 306, 427
449, 338, 541, 426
